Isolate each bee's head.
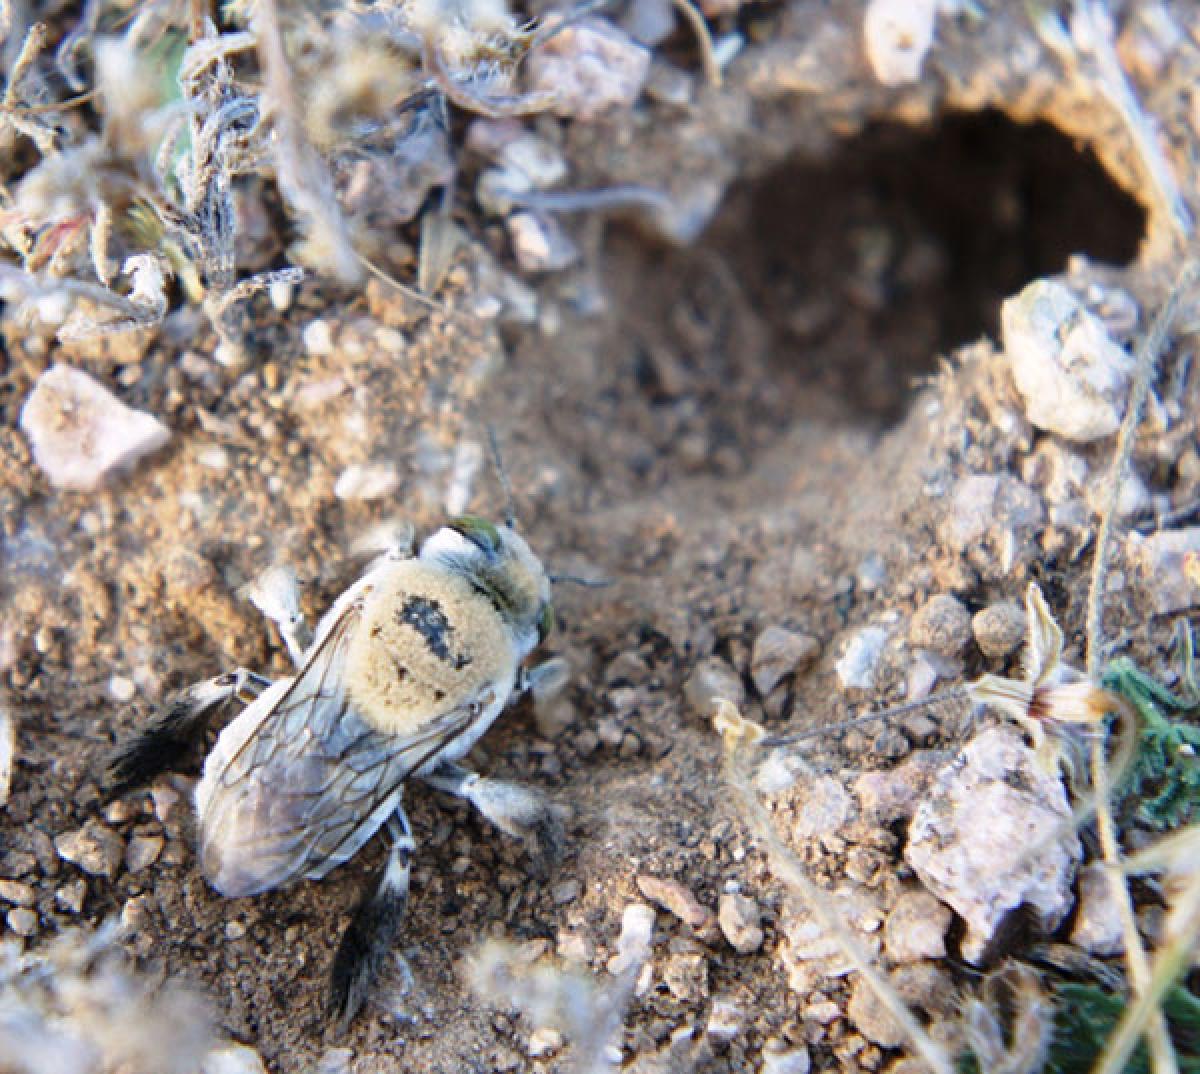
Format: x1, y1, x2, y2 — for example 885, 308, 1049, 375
421, 515, 553, 653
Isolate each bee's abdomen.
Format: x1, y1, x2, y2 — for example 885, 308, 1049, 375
343, 562, 516, 735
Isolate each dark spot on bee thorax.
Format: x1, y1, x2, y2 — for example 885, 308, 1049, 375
397, 596, 472, 669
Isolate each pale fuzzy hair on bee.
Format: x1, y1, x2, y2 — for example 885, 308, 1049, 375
344, 559, 518, 736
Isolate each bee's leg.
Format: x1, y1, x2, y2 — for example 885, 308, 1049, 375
420, 761, 565, 873
103, 669, 271, 796
329, 807, 415, 1030
242, 565, 312, 668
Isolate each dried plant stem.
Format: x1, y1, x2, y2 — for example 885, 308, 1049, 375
1092, 866, 1200, 1074
1086, 260, 1199, 677
1090, 739, 1178, 1074
723, 736, 956, 1074
670, 0, 721, 88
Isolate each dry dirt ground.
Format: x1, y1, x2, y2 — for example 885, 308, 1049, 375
2, 2, 1198, 1072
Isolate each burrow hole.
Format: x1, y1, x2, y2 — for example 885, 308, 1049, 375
584, 110, 1146, 486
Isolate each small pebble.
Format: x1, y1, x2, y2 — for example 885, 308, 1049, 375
835, 627, 888, 691
507, 212, 579, 274
760, 1040, 811, 1074
684, 657, 744, 717
55, 879, 87, 914
847, 976, 905, 1048
334, 463, 400, 502
0, 707, 12, 807
662, 952, 708, 1002
908, 595, 971, 656
718, 892, 764, 954
972, 601, 1027, 660
6, 906, 37, 936
55, 821, 125, 879
706, 998, 744, 1041
528, 1027, 563, 1058
863, 0, 937, 86
302, 319, 335, 357
527, 18, 651, 120
883, 891, 951, 961
1002, 279, 1134, 442
1070, 863, 1125, 956
751, 627, 820, 697
611, 902, 655, 974
125, 834, 164, 873
201, 1043, 268, 1074
0, 879, 35, 906
19, 365, 170, 490
636, 875, 711, 932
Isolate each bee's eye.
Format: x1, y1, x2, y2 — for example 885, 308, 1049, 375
536, 603, 554, 645
449, 515, 500, 555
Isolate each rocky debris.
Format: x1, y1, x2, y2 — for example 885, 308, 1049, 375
780, 887, 883, 991
0, 879, 35, 906
55, 879, 87, 915
1001, 280, 1135, 442
854, 751, 949, 823
333, 462, 401, 501
909, 594, 972, 656
662, 951, 708, 1002
789, 776, 854, 840
1070, 862, 1125, 956
972, 601, 1027, 660
751, 626, 820, 697
527, 1027, 564, 1058
883, 891, 951, 962
125, 834, 165, 873
760, 1040, 811, 1074
904, 727, 1081, 962
636, 875, 713, 934
19, 365, 170, 490
943, 475, 1045, 551
526, 18, 651, 120
611, 902, 656, 974
684, 657, 744, 717
847, 975, 906, 1049
202, 1044, 268, 1074
301, 318, 335, 357
507, 212, 580, 273
6, 906, 38, 936
718, 892, 765, 954
835, 626, 889, 691
706, 998, 744, 1041
1128, 527, 1200, 614
55, 820, 125, 880
862, 0, 937, 87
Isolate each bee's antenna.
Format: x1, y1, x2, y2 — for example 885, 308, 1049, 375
487, 426, 518, 530
549, 572, 612, 588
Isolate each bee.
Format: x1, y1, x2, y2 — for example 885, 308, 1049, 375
106, 513, 568, 1026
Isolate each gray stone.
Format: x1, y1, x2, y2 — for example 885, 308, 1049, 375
684, 657, 744, 717
883, 891, 951, 961
904, 727, 1081, 962
751, 627, 820, 697
909, 595, 972, 656
1070, 863, 1125, 956
835, 627, 888, 691
55, 820, 125, 879
972, 601, 1027, 660
718, 892, 764, 954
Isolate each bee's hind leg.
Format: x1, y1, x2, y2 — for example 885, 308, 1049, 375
241, 564, 312, 667
103, 669, 271, 796
420, 761, 566, 874
329, 807, 415, 1030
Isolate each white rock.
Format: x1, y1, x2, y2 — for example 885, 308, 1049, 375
1070, 862, 1124, 955
20, 365, 170, 490
863, 0, 937, 86
499, 133, 568, 189
202, 1044, 267, 1074
507, 211, 580, 273
790, 776, 854, 840
527, 18, 651, 120
1001, 280, 1135, 442
333, 462, 400, 501
904, 727, 1081, 962
943, 475, 1045, 550
835, 626, 888, 690
883, 891, 951, 961
751, 626, 819, 697
1129, 527, 1200, 615
612, 902, 656, 973
302, 318, 335, 357
760, 1041, 811, 1074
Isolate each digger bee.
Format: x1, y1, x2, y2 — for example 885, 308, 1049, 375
107, 515, 566, 1026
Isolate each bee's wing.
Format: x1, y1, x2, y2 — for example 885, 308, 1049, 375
195, 600, 481, 897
